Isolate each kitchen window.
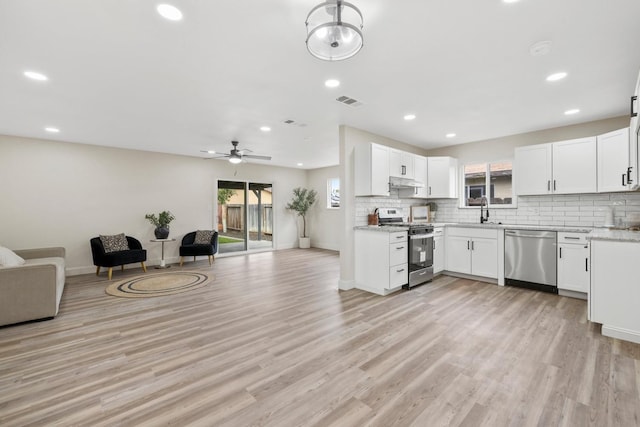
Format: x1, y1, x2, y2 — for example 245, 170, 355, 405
461, 161, 514, 207
327, 178, 340, 209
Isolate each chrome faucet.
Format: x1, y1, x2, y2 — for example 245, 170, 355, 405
480, 196, 489, 223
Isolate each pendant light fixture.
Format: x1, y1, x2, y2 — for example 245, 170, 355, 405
305, 0, 363, 61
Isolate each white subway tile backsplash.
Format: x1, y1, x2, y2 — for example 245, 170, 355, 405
355, 192, 640, 228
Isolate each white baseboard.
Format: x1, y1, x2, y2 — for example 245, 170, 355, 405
601, 325, 640, 344
311, 240, 340, 251
338, 279, 355, 291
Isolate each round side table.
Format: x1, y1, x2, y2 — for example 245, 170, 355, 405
150, 238, 176, 268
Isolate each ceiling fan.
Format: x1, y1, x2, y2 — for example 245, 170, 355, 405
203, 140, 272, 164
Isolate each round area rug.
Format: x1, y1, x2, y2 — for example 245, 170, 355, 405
105, 272, 212, 298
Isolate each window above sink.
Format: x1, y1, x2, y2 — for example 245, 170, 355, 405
461, 160, 516, 208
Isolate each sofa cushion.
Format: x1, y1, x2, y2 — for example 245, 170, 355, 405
24, 257, 66, 308
194, 230, 214, 244
100, 233, 129, 253
0, 246, 25, 267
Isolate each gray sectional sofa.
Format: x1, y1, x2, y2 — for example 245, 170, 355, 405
0, 247, 66, 326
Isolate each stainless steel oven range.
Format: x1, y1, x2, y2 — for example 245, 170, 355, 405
377, 208, 434, 288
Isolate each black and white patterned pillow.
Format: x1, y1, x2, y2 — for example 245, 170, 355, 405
100, 233, 130, 253
194, 230, 214, 245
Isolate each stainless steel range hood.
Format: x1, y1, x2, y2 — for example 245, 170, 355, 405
388, 176, 424, 189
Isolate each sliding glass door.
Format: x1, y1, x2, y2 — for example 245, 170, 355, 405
217, 180, 273, 254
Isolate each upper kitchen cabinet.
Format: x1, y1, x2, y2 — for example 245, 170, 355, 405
427, 157, 458, 198
389, 149, 415, 179
410, 155, 428, 198
514, 143, 552, 195
355, 143, 390, 196
515, 137, 597, 195
597, 128, 630, 192
552, 137, 597, 194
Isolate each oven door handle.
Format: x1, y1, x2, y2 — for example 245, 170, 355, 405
409, 233, 434, 240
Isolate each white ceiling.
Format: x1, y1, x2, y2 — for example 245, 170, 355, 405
1, 0, 639, 169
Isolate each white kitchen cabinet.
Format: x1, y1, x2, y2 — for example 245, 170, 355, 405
597, 128, 630, 192
515, 137, 597, 195
590, 239, 640, 344
628, 71, 640, 189
445, 227, 498, 278
427, 156, 458, 198
557, 232, 589, 294
552, 137, 597, 194
355, 229, 408, 295
411, 155, 428, 198
355, 143, 390, 196
433, 227, 445, 274
389, 149, 415, 179
514, 143, 552, 195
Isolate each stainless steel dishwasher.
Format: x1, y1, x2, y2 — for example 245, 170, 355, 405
504, 229, 557, 293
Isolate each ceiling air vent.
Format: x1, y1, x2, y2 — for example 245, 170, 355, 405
283, 119, 307, 127
336, 95, 363, 107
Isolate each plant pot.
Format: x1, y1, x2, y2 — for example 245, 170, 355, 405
154, 226, 170, 239
299, 237, 311, 249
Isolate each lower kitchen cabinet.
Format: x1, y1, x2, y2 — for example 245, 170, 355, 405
557, 232, 590, 294
445, 227, 498, 279
590, 239, 640, 344
433, 227, 444, 274
355, 229, 408, 295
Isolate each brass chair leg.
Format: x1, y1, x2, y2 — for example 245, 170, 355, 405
180, 256, 184, 267
108, 267, 113, 280
208, 255, 212, 266
193, 256, 196, 262
141, 262, 147, 273
96, 266, 100, 276
121, 265, 124, 272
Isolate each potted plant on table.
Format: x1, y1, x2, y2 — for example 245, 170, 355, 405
286, 187, 317, 249
145, 210, 175, 239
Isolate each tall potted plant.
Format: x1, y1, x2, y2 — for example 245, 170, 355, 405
145, 210, 175, 239
286, 187, 317, 248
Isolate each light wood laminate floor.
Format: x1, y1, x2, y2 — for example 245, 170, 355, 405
1, 249, 639, 426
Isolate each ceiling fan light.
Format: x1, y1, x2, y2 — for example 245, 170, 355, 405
229, 156, 242, 164
305, 1, 363, 61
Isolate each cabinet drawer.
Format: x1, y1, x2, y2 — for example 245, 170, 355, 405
434, 227, 444, 236
389, 263, 408, 288
389, 231, 408, 243
389, 242, 408, 266
558, 232, 588, 244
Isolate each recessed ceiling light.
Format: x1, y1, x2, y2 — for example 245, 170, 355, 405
404, 114, 416, 121
297, 163, 303, 167
157, 4, 183, 21
260, 126, 271, 132
564, 108, 580, 115
24, 71, 48, 81
503, 0, 520, 3
446, 133, 456, 138
530, 40, 552, 57
45, 127, 60, 133
546, 72, 568, 82
324, 79, 340, 88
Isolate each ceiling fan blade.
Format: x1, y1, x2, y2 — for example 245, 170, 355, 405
205, 154, 231, 160
243, 154, 271, 161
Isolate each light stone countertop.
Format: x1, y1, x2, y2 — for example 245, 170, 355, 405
354, 223, 592, 233
587, 228, 640, 242
353, 225, 410, 232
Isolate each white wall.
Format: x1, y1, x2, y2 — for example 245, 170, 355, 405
426, 116, 629, 161
0, 134, 306, 274
307, 166, 340, 251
